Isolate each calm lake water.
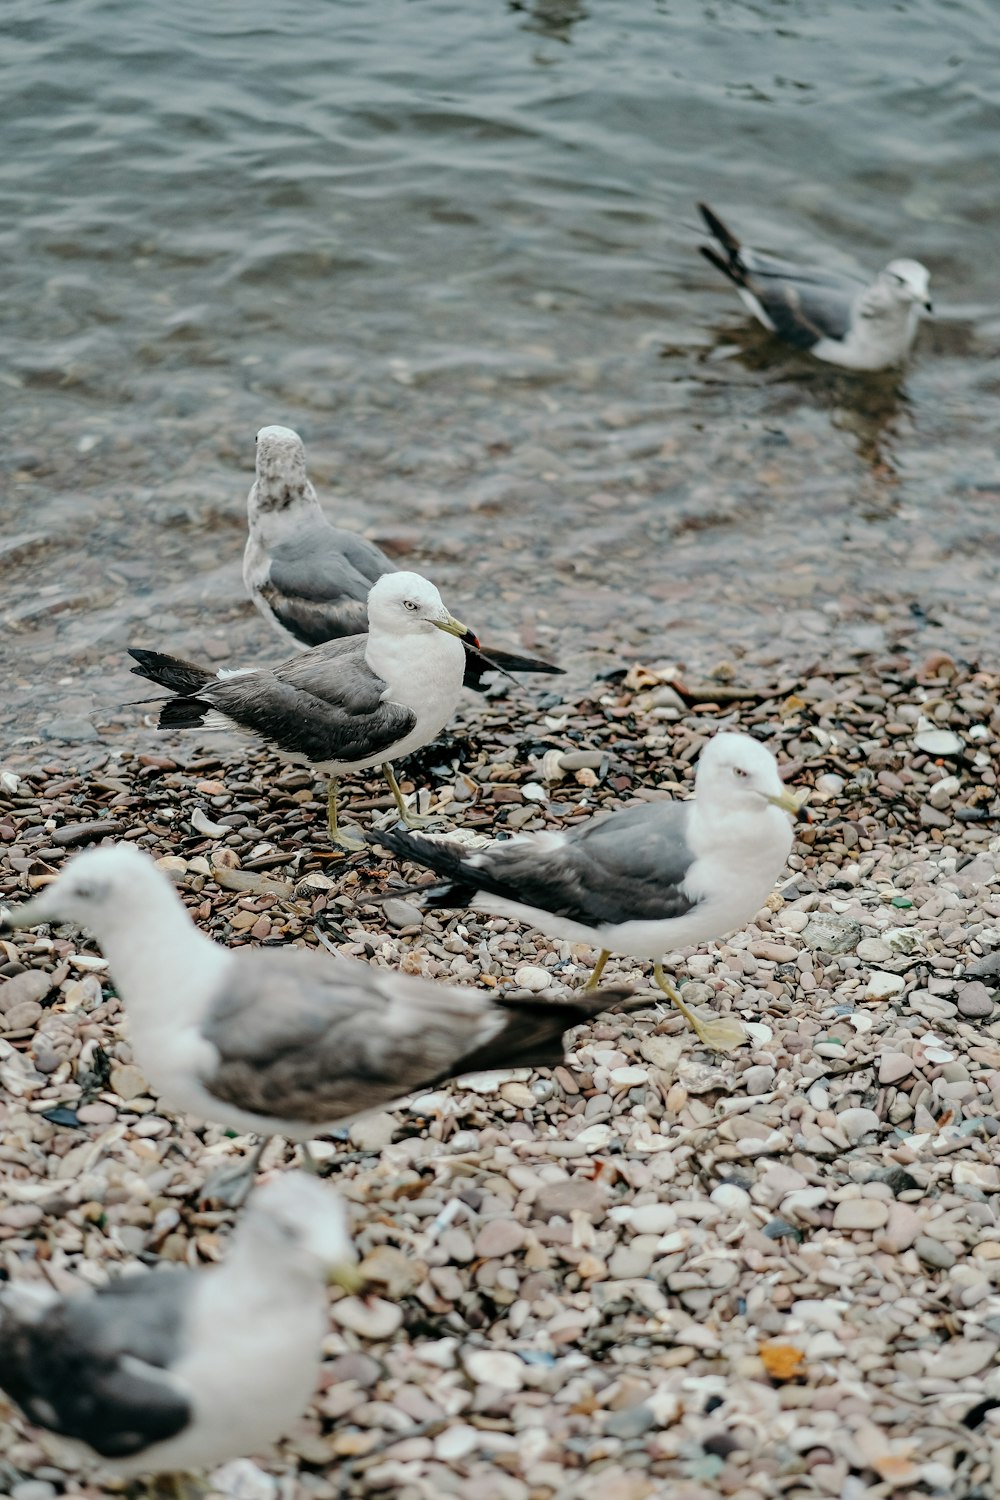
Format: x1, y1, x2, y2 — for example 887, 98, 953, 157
2, 0, 999, 753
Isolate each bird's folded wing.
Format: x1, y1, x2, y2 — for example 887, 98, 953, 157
208, 637, 415, 761
0, 1273, 193, 1459
465, 801, 702, 926
201, 950, 510, 1123
738, 253, 859, 347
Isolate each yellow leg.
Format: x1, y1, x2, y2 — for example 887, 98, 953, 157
652, 962, 746, 1052
382, 762, 436, 829
583, 948, 611, 991
327, 778, 364, 853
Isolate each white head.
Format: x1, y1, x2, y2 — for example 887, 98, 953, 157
878, 258, 932, 313
1, 844, 184, 944
252, 425, 311, 511
694, 732, 800, 819
365, 570, 469, 641
239, 1172, 361, 1290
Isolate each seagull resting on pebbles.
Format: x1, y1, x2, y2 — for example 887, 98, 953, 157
372, 731, 802, 1052
245, 424, 563, 689
0, 1173, 360, 1488
2, 844, 631, 1200
130, 571, 470, 852
698, 203, 931, 371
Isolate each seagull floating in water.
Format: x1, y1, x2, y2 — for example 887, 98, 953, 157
0, 1173, 360, 1483
2, 844, 631, 1199
130, 570, 472, 851
372, 731, 802, 1052
698, 203, 931, 371
245, 424, 563, 689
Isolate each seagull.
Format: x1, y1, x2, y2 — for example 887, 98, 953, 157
130, 571, 471, 852
0, 1173, 360, 1486
1, 844, 632, 1200
370, 731, 802, 1052
698, 203, 932, 371
244, 424, 563, 690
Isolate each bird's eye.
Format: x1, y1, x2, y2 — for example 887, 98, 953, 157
403, 600, 419, 611
733, 766, 749, 779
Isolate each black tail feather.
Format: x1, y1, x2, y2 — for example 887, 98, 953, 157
462, 639, 563, 694
157, 696, 212, 730
128, 648, 215, 696
698, 202, 741, 256
368, 825, 486, 908
442, 985, 638, 1080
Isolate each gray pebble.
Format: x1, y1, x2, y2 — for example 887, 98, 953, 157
915, 1236, 957, 1271
957, 981, 995, 1019
383, 898, 425, 929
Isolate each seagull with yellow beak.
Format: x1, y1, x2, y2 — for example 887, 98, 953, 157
129, 571, 471, 851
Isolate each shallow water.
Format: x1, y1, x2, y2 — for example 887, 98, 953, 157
3, 0, 1000, 754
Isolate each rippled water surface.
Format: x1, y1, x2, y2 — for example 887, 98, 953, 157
3, 0, 1000, 750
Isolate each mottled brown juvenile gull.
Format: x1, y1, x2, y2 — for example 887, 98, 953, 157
129, 570, 469, 851
244, 424, 563, 689
698, 203, 931, 371
0, 1173, 359, 1486
1, 844, 631, 1200
372, 731, 802, 1052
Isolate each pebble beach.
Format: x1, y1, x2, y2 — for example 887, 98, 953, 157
2, 639, 999, 1498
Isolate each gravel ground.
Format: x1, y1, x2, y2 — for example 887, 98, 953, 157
2, 645, 1000, 1500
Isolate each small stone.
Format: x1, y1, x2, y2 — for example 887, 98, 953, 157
801, 914, 862, 954
878, 1053, 914, 1085
913, 728, 964, 757
627, 1204, 677, 1234
2, 1000, 43, 1031
833, 1200, 889, 1231
837, 1108, 881, 1143
383, 899, 424, 929
929, 1341, 996, 1379
332, 1296, 403, 1339
608, 1243, 655, 1279
109, 1064, 148, 1101
915, 1236, 956, 1271
856, 938, 892, 963
50, 820, 126, 848
865, 971, 905, 1000
742, 1064, 775, 1095
348, 1112, 395, 1151
928, 775, 960, 810
475, 1220, 526, 1258
0, 969, 52, 1014
463, 1348, 524, 1391
534, 1179, 606, 1221
710, 1183, 752, 1215
42, 715, 98, 742
514, 965, 551, 991
882, 1202, 922, 1252
12, 1483, 58, 1500
605, 1405, 656, 1439
609, 1065, 648, 1089
957, 981, 995, 1019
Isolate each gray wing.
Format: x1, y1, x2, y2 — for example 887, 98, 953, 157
738, 250, 860, 347
380, 801, 701, 927
200, 949, 515, 1123
0, 1273, 192, 1460
263, 522, 393, 648
477, 800, 700, 925
207, 635, 415, 764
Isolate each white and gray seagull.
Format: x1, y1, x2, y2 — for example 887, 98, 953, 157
244, 424, 563, 689
1, 844, 631, 1199
698, 203, 932, 371
130, 570, 471, 851
372, 731, 803, 1052
0, 1173, 360, 1488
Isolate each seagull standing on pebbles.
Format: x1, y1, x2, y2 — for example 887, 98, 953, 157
129, 570, 469, 851
372, 731, 802, 1052
1, 844, 631, 1200
0, 1173, 360, 1485
698, 203, 932, 371
244, 424, 563, 689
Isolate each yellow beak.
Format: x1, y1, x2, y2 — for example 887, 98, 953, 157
432, 614, 469, 639
765, 788, 805, 818
327, 1260, 366, 1295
